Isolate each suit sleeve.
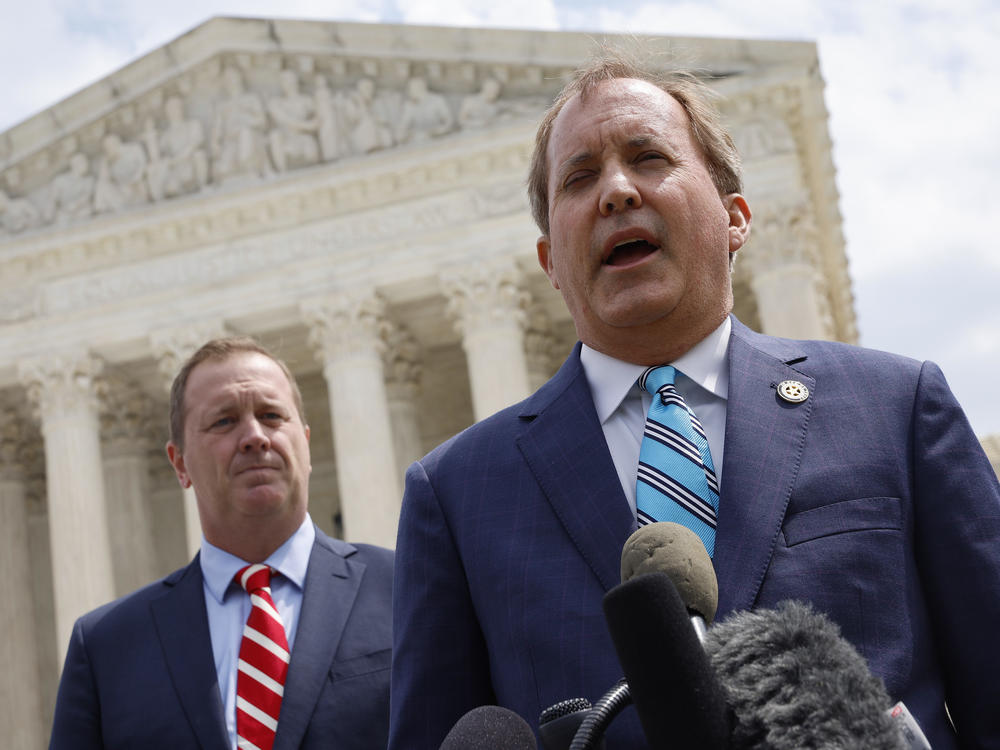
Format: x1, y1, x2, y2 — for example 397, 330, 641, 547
49, 618, 103, 750
911, 360, 1000, 745
388, 458, 496, 750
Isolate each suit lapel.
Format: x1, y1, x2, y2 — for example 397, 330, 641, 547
273, 530, 359, 750
516, 347, 635, 592
149, 557, 230, 750
714, 320, 815, 616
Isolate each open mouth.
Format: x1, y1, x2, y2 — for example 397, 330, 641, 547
605, 238, 660, 267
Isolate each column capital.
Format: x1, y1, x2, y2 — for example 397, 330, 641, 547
440, 259, 530, 337
383, 325, 423, 401
18, 350, 106, 423
99, 373, 156, 456
302, 289, 391, 364
0, 398, 43, 482
739, 197, 821, 278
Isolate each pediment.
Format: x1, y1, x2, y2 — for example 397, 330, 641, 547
0, 17, 814, 242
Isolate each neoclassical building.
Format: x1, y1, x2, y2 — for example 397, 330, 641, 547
0, 16, 892, 746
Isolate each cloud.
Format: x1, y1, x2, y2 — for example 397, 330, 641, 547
393, 0, 559, 29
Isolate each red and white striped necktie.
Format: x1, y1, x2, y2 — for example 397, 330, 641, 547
235, 564, 290, 750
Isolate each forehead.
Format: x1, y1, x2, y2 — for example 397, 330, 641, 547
185, 352, 292, 406
547, 78, 692, 166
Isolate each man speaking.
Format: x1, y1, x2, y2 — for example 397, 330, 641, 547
388, 51, 1000, 749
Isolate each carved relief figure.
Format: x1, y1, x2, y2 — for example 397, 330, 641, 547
458, 78, 502, 129
0, 189, 41, 235
314, 75, 349, 162
397, 77, 454, 143
44, 153, 95, 224
94, 134, 149, 213
345, 78, 394, 154
267, 69, 321, 173
145, 96, 209, 201
211, 66, 271, 181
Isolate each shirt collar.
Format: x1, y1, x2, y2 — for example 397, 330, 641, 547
200, 513, 315, 604
580, 316, 731, 424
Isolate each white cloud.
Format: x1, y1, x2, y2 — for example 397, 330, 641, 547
396, 0, 560, 29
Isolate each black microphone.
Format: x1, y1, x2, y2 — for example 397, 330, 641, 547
538, 698, 604, 750
439, 705, 538, 749
603, 571, 732, 749
540, 521, 731, 750
704, 601, 913, 750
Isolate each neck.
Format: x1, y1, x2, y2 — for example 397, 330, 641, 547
585, 310, 730, 366
204, 515, 305, 564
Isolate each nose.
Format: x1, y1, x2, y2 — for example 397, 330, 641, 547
599, 168, 641, 216
239, 419, 270, 453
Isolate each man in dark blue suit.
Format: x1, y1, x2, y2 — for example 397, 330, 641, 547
50, 337, 393, 750
389, 54, 1000, 749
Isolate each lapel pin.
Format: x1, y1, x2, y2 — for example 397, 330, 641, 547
776, 380, 809, 404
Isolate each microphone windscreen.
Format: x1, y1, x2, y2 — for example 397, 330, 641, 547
603, 572, 732, 749
704, 601, 905, 750
620, 521, 718, 623
439, 705, 538, 749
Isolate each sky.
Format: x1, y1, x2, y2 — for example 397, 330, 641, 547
1, 0, 998, 438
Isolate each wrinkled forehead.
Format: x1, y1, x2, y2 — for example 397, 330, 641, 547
547, 78, 690, 169
186, 353, 292, 408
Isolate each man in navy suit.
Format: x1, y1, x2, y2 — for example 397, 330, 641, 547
50, 337, 393, 749
389, 54, 1000, 749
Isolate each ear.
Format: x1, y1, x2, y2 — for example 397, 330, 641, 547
165, 441, 192, 489
536, 235, 560, 290
724, 194, 752, 254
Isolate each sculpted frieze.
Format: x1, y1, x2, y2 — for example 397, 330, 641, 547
0, 53, 550, 240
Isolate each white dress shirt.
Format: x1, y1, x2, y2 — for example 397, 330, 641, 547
579, 317, 731, 519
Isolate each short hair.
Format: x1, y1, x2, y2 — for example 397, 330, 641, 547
527, 49, 743, 236
168, 336, 307, 451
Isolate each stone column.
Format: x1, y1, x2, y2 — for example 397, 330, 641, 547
442, 260, 532, 421
150, 324, 228, 560
0, 402, 45, 750
384, 326, 424, 483
19, 352, 116, 661
100, 376, 158, 595
524, 308, 559, 392
741, 202, 833, 341
303, 291, 401, 548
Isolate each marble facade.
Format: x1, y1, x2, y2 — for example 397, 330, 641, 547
1, 16, 874, 745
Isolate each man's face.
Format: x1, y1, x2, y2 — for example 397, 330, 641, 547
167, 352, 311, 550
536, 78, 750, 362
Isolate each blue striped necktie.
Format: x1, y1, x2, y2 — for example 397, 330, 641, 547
636, 365, 720, 557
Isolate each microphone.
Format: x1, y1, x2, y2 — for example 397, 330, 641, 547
540, 521, 731, 750
603, 571, 732, 749
620, 521, 718, 639
703, 601, 913, 750
538, 698, 604, 750
439, 705, 538, 749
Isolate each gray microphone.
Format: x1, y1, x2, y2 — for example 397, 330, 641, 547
620, 521, 719, 639
439, 705, 537, 749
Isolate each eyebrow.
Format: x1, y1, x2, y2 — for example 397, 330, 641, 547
555, 151, 594, 184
